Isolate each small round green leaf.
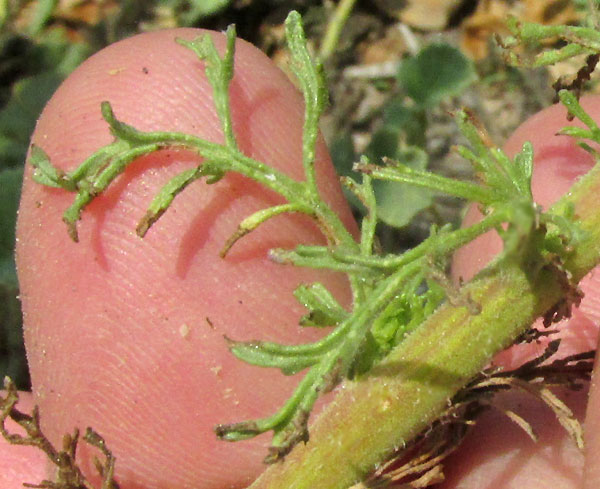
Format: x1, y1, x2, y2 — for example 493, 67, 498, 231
398, 43, 476, 108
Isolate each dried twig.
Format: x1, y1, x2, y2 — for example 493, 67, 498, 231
353, 340, 594, 488
0, 378, 119, 489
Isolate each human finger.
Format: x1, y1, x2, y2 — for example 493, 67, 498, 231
16, 28, 355, 489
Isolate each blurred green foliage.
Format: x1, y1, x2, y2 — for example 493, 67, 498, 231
0, 29, 91, 169
161, 0, 232, 26
0, 166, 25, 385
0, 166, 20, 287
331, 41, 476, 232
398, 43, 476, 109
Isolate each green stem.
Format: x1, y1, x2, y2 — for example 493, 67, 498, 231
357, 162, 497, 205
319, 0, 358, 60
247, 163, 600, 489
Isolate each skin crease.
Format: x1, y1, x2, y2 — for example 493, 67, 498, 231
2, 27, 600, 489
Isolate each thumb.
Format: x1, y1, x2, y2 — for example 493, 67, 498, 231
16, 28, 354, 489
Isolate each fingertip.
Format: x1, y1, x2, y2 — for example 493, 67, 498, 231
17, 27, 353, 489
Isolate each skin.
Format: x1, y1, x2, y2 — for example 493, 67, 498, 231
1, 27, 599, 489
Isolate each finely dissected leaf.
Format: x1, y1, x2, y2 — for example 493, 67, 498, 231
137, 168, 202, 237
558, 89, 600, 143
371, 278, 444, 353
226, 338, 322, 375
221, 203, 313, 257
294, 282, 349, 327
398, 43, 476, 108
177, 26, 237, 149
285, 10, 328, 192
30, 145, 65, 188
502, 19, 600, 68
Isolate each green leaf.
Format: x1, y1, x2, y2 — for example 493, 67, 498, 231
29, 10, 572, 464
382, 97, 427, 147
294, 283, 349, 327
226, 338, 321, 375
365, 126, 400, 163
330, 131, 356, 179
176, 26, 237, 149
221, 203, 312, 257
285, 10, 328, 192
137, 168, 201, 237
330, 132, 363, 211
169, 0, 232, 25
0, 167, 22, 288
26, 0, 58, 36
371, 295, 413, 351
371, 145, 434, 228
398, 43, 476, 108
30, 145, 62, 188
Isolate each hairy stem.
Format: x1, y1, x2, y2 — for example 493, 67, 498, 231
248, 163, 600, 489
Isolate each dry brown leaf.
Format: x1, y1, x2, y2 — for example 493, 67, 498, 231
55, 0, 118, 25
358, 25, 409, 65
499, 408, 538, 442
373, 0, 464, 31
461, 0, 581, 59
